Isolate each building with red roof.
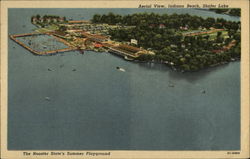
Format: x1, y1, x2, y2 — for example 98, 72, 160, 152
94, 43, 103, 48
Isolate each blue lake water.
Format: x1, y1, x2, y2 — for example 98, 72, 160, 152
8, 8, 240, 150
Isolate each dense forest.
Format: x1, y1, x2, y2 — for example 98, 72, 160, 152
209, 8, 241, 17
91, 12, 241, 71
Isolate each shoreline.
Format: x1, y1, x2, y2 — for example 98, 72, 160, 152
133, 58, 240, 73
10, 34, 241, 72
10, 13, 241, 73
85, 49, 241, 73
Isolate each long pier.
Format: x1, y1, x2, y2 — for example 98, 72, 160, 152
10, 35, 42, 55
11, 32, 44, 38
39, 47, 78, 55
47, 32, 73, 47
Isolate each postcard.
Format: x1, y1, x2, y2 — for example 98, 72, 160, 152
0, 0, 249, 158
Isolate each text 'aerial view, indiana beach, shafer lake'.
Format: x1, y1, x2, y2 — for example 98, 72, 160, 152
8, 8, 240, 150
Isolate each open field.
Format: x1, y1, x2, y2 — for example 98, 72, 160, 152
203, 30, 229, 40
35, 24, 59, 33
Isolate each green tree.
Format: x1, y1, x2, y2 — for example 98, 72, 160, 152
59, 25, 67, 32
36, 14, 41, 19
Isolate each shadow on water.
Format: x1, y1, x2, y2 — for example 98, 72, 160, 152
137, 62, 230, 83
168, 64, 230, 83
160, 112, 217, 150
137, 62, 171, 72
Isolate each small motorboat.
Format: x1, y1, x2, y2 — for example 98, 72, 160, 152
116, 67, 126, 72
45, 97, 50, 101
79, 50, 84, 54
48, 68, 52, 71
201, 90, 206, 94
168, 83, 174, 87
72, 69, 76, 71
124, 56, 134, 61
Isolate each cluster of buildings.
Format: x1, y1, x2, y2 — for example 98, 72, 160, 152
52, 20, 154, 59
60, 22, 109, 35
80, 30, 154, 58
111, 44, 153, 57
179, 25, 189, 30
149, 24, 166, 29
60, 21, 134, 36
32, 16, 66, 25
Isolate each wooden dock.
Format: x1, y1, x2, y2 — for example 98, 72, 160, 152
40, 47, 78, 55
10, 35, 42, 55
46, 32, 73, 47
11, 32, 44, 38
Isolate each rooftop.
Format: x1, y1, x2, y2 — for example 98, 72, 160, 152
68, 20, 90, 24
118, 44, 141, 53
82, 32, 108, 40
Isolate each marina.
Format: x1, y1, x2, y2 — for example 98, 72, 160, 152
10, 31, 147, 58
10, 33, 76, 55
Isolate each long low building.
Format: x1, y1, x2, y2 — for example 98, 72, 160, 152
82, 32, 109, 42
108, 47, 139, 58
108, 44, 143, 58
118, 44, 141, 53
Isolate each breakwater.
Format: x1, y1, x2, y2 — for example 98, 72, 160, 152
10, 32, 77, 55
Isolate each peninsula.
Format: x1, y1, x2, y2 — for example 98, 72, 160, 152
10, 12, 241, 72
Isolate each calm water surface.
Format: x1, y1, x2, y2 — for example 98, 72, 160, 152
8, 9, 240, 150
16, 35, 68, 52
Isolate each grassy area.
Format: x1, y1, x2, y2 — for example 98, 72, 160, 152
180, 29, 229, 41
35, 24, 59, 33
47, 24, 59, 30
202, 30, 228, 40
